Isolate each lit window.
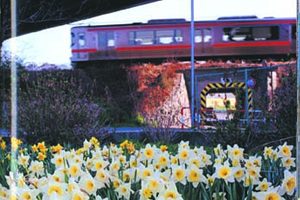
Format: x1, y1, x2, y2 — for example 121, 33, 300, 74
78, 33, 86, 46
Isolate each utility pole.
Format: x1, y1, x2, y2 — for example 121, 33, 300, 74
10, 0, 18, 197
190, 0, 195, 127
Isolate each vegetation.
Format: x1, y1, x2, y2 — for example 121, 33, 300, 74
0, 137, 296, 199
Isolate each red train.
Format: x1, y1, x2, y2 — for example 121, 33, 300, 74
71, 16, 296, 62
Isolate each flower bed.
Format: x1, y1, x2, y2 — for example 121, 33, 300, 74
0, 137, 296, 200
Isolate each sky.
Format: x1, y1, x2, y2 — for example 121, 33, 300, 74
1, 0, 297, 67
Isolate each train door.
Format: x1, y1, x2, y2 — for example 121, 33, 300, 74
291, 25, 296, 54
98, 31, 116, 59
194, 28, 212, 57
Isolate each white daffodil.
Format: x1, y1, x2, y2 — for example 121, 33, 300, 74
153, 151, 170, 170
141, 144, 156, 161
263, 146, 273, 160
109, 159, 121, 177
140, 182, 153, 200
256, 178, 272, 192
92, 158, 109, 172
160, 169, 171, 183
42, 181, 69, 200
178, 141, 190, 150
187, 165, 207, 188
246, 166, 261, 185
232, 166, 245, 182
71, 188, 90, 200
279, 170, 296, 196
277, 142, 293, 158
213, 144, 226, 159
18, 154, 30, 168
157, 182, 183, 200
115, 182, 133, 200
94, 169, 110, 189
138, 165, 154, 181
145, 174, 165, 196
214, 161, 234, 183
281, 157, 296, 170
78, 172, 97, 195
171, 165, 187, 185
178, 148, 190, 164
17, 186, 39, 200
227, 144, 244, 161
50, 170, 66, 183
51, 154, 65, 169
255, 186, 283, 200
28, 160, 45, 177
67, 163, 82, 179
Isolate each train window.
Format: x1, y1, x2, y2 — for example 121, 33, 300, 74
292, 25, 296, 39
71, 32, 75, 47
135, 31, 154, 45
174, 30, 183, 42
194, 29, 212, 43
223, 26, 279, 42
252, 26, 278, 40
78, 33, 86, 46
107, 32, 115, 47
156, 30, 174, 44
203, 28, 212, 43
195, 30, 202, 43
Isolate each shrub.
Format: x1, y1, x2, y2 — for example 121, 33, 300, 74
271, 69, 296, 142
17, 69, 109, 145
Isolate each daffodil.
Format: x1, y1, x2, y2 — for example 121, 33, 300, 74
281, 157, 296, 170
17, 187, 39, 200
71, 188, 90, 200
140, 185, 153, 200
89, 136, 100, 148
160, 145, 168, 152
255, 187, 282, 200
142, 144, 156, 161
277, 142, 293, 158
91, 158, 109, 171
263, 146, 273, 159
213, 144, 226, 159
51, 154, 65, 169
94, 169, 110, 189
0, 140, 6, 150
187, 165, 207, 187
68, 163, 82, 179
246, 166, 261, 185
154, 152, 170, 169
178, 148, 190, 163
256, 178, 272, 192
28, 160, 44, 177
51, 143, 63, 154
78, 172, 97, 195
232, 166, 245, 182
157, 182, 183, 200
279, 170, 296, 196
227, 144, 244, 161
37, 141, 48, 153
116, 182, 133, 199
18, 154, 30, 168
42, 181, 69, 200
171, 165, 186, 185
214, 161, 234, 183
138, 165, 154, 180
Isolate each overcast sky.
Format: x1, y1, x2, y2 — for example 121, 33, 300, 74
2, 0, 297, 67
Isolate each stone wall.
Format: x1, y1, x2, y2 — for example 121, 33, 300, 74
143, 73, 191, 128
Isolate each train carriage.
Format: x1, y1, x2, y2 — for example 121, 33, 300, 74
71, 16, 296, 63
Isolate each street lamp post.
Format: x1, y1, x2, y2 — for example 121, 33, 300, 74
190, 0, 195, 127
